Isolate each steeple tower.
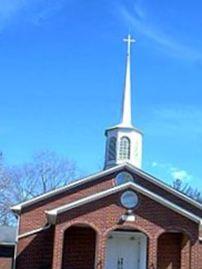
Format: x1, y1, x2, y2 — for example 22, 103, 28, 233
104, 35, 143, 169
121, 35, 135, 127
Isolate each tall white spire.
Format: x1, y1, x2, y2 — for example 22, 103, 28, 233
104, 35, 143, 170
121, 34, 135, 127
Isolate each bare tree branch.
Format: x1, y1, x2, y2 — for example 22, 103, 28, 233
172, 178, 202, 203
0, 151, 78, 225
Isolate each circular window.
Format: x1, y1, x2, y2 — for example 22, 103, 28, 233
115, 172, 134, 185
121, 191, 138, 209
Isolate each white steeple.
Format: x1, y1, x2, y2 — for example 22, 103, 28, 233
120, 35, 135, 127
104, 35, 143, 170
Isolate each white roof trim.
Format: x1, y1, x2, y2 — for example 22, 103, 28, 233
11, 163, 202, 213
11, 165, 121, 212
125, 163, 202, 209
0, 242, 16, 246
46, 182, 202, 225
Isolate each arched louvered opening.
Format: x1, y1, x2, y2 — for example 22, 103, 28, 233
107, 137, 117, 161
119, 136, 130, 160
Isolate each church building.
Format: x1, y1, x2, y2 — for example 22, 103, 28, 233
11, 35, 202, 269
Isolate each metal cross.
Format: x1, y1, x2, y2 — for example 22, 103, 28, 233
123, 34, 135, 55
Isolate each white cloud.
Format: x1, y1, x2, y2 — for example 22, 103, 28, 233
170, 169, 192, 181
115, 0, 202, 61
151, 161, 158, 167
149, 161, 193, 183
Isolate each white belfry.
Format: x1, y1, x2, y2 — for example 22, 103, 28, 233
121, 35, 135, 127
104, 35, 143, 170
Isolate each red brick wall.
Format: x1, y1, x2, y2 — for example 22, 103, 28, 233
20, 175, 114, 234
0, 245, 14, 269
51, 190, 200, 269
157, 233, 182, 269
199, 243, 202, 269
62, 226, 96, 269
19, 170, 201, 236
0, 257, 13, 269
17, 227, 54, 269
134, 172, 202, 217
16, 170, 202, 269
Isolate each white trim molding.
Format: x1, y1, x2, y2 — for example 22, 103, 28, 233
11, 163, 202, 214
0, 242, 16, 246
11, 165, 121, 213
12, 214, 20, 269
45, 182, 202, 228
199, 220, 202, 242
18, 224, 52, 240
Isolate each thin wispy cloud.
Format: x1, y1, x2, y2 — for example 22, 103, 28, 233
0, 0, 66, 30
145, 106, 202, 139
116, 0, 202, 61
171, 169, 192, 182
151, 161, 193, 183
0, 0, 24, 24
145, 105, 202, 190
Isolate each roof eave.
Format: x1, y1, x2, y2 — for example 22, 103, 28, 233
10, 162, 202, 213
0, 242, 16, 246
46, 182, 202, 225
11, 205, 22, 214
10, 164, 127, 214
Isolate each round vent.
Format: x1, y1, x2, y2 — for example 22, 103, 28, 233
121, 191, 139, 209
115, 172, 134, 185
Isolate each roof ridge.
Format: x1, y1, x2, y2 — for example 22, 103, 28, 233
45, 182, 202, 226
11, 163, 202, 213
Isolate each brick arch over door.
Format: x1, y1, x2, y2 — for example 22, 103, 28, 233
62, 225, 97, 269
157, 231, 191, 269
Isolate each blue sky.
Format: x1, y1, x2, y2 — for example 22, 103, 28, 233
0, 0, 202, 189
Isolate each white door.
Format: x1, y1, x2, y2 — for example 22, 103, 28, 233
105, 232, 146, 269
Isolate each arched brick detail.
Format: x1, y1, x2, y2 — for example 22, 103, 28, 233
157, 231, 192, 269
103, 223, 151, 239
62, 225, 96, 269
52, 222, 99, 269
103, 224, 149, 269
155, 226, 194, 243
16, 177, 201, 269
60, 220, 100, 236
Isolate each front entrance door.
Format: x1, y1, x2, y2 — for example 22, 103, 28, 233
105, 231, 147, 269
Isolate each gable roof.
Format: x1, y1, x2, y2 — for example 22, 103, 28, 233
11, 162, 202, 213
46, 182, 202, 225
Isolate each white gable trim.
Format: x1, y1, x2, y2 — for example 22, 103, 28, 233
46, 182, 202, 225
125, 163, 202, 209
11, 163, 202, 213
11, 165, 120, 213
0, 242, 16, 246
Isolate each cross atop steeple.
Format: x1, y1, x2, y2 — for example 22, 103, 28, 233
120, 34, 135, 127
104, 35, 143, 170
124, 34, 135, 56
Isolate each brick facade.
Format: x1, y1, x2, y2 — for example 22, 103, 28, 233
157, 233, 182, 269
0, 245, 14, 269
14, 167, 202, 269
62, 226, 96, 269
0, 257, 13, 269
